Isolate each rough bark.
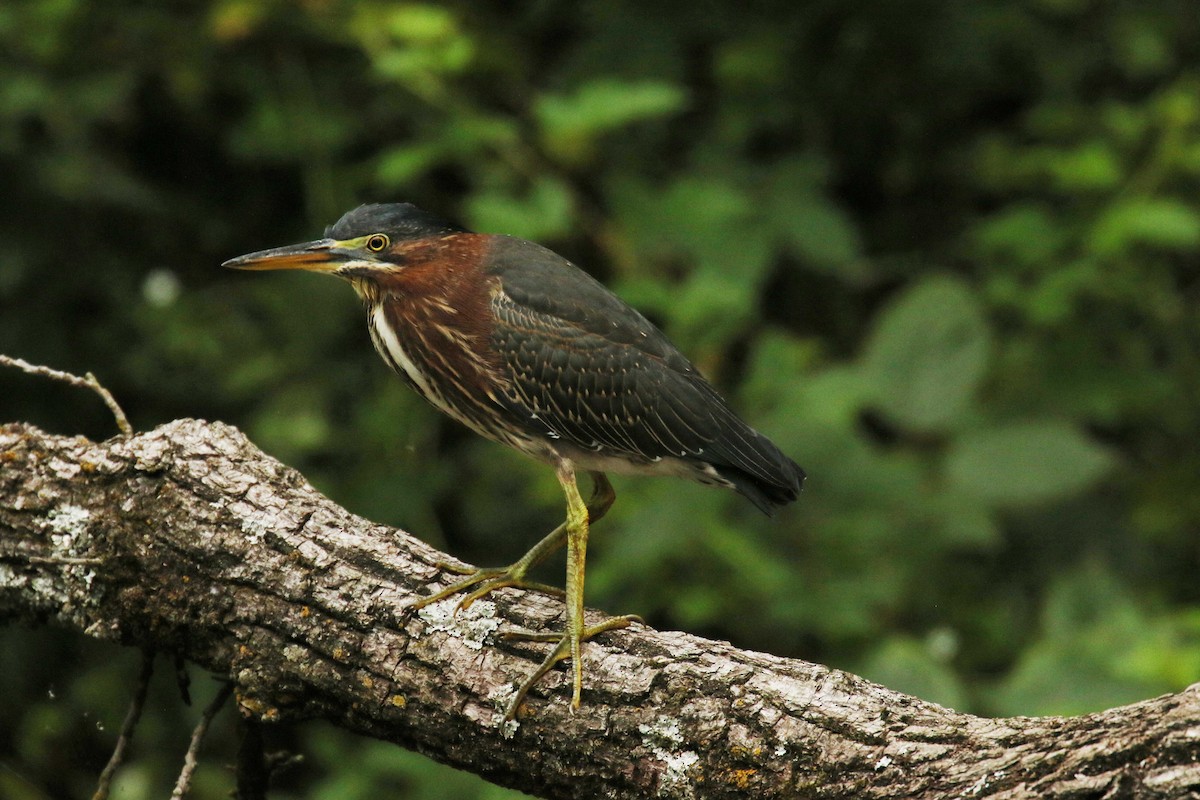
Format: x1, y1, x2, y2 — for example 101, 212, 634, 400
0, 419, 1197, 800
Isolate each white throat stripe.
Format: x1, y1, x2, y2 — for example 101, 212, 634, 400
371, 305, 440, 402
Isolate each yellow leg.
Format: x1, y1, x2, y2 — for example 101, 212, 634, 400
412, 472, 615, 612
562, 461, 589, 705
499, 467, 640, 720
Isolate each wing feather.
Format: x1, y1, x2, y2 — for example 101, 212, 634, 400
484, 236, 804, 509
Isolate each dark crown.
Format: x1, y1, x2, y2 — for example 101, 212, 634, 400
326, 203, 467, 241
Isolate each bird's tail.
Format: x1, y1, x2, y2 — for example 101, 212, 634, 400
704, 412, 805, 515
714, 456, 805, 515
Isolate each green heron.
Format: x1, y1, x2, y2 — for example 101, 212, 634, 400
224, 203, 804, 720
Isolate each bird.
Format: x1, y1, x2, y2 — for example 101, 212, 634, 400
224, 203, 805, 720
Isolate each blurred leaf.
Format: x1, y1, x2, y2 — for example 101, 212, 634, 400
354, 4, 474, 85
764, 156, 862, 271
973, 204, 1066, 268
1118, 606, 1200, 688
861, 276, 991, 432
1112, 16, 1172, 76
927, 491, 1003, 549
308, 729, 530, 800
608, 174, 773, 354
374, 142, 445, 186
208, 1, 268, 41
1047, 140, 1123, 191
535, 79, 686, 163
857, 636, 969, 710
993, 562, 1197, 716
1022, 259, 1100, 324
1090, 196, 1200, 254
375, 113, 519, 187
250, 384, 333, 460
780, 199, 861, 269
945, 420, 1115, 507
464, 176, 574, 240
610, 175, 750, 265
670, 272, 757, 358
227, 96, 354, 163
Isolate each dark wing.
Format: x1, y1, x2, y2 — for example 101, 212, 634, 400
484, 236, 804, 513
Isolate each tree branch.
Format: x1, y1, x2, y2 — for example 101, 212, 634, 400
1, 419, 1197, 799
171, 681, 233, 800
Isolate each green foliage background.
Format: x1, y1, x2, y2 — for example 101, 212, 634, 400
2, 1, 1199, 797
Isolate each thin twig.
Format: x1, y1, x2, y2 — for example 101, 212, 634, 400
236, 717, 270, 800
0, 354, 132, 435
170, 681, 234, 800
92, 649, 155, 800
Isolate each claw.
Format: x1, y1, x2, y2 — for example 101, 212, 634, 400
460, 577, 564, 610
501, 614, 640, 720
411, 565, 566, 612
431, 559, 477, 576
410, 472, 637, 720
411, 517, 573, 613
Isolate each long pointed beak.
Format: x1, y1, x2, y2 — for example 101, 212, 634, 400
222, 238, 348, 272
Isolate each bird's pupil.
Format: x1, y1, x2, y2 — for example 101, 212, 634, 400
368, 235, 387, 251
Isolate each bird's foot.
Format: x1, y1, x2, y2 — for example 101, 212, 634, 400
499, 614, 643, 721
411, 561, 565, 612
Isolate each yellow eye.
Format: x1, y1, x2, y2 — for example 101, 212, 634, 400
366, 234, 390, 252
